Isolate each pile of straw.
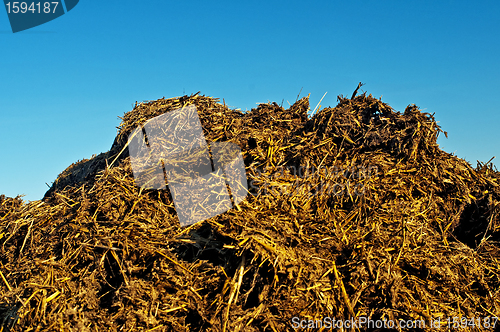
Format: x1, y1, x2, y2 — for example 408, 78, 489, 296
1, 88, 499, 331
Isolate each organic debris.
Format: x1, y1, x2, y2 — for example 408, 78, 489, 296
1, 88, 500, 331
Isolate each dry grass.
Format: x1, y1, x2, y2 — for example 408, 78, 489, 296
1, 89, 499, 331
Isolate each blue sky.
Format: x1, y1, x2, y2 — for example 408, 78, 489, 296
1, 0, 499, 202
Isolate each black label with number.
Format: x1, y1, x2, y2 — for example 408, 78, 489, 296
3, 0, 79, 33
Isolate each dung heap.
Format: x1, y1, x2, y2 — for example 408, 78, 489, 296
1, 88, 499, 332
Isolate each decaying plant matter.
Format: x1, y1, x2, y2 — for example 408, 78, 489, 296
1, 87, 499, 331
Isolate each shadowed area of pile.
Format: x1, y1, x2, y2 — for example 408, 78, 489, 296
1, 90, 499, 331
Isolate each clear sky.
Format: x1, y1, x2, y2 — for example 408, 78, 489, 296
1, 0, 499, 202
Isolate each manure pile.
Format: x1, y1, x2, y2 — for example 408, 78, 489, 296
1, 89, 500, 331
